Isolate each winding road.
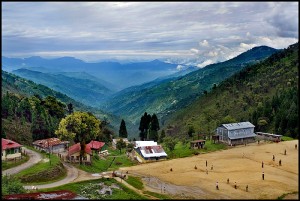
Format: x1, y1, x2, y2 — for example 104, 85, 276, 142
2, 147, 42, 176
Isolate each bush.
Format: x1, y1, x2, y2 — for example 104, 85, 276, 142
2, 175, 26, 195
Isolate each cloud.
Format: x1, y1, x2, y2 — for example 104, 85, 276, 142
197, 59, 214, 68
2, 2, 298, 63
199, 40, 209, 47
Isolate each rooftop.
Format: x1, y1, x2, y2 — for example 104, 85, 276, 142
220, 122, 255, 130
2, 138, 22, 150
32, 138, 69, 148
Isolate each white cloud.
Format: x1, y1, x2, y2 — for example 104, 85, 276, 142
197, 59, 214, 68
2, 2, 298, 62
199, 40, 209, 47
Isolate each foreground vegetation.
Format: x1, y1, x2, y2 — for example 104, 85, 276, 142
35, 178, 147, 199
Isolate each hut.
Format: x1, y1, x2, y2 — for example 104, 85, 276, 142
190, 140, 206, 149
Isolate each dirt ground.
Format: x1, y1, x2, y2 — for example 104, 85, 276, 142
120, 140, 298, 199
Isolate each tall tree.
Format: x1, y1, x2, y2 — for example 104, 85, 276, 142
148, 114, 160, 141
139, 112, 153, 141
67, 103, 74, 115
119, 119, 128, 138
55, 111, 101, 164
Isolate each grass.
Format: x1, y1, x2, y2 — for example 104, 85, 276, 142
76, 147, 138, 173
164, 140, 227, 159
15, 152, 60, 178
277, 191, 298, 200
14, 147, 66, 184
35, 178, 148, 200
281, 136, 295, 141
143, 190, 172, 199
2, 154, 29, 170
126, 175, 144, 190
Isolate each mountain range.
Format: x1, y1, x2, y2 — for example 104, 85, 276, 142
99, 46, 279, 124
2, 56, 198, 90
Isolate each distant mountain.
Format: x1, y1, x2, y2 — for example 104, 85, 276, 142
163, 43, 298, 138
12, 69, 114, 107
2, 56, 194, 90
1, 70, 137, 138
100, 45, 279, 124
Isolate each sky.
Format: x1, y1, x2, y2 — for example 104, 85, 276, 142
2, 2, 299, 67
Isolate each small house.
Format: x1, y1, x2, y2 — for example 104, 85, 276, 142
2, 138, 22, 161
32, 138, 69, 153
134, 141, 167, 162
216, 122, 256, 145
190, 140, 206, 149
67, 143, 92, 163
87, 140, 105, 155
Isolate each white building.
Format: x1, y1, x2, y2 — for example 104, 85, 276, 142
134, 141, 167, 162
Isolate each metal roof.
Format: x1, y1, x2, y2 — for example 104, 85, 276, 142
220, 122, 255, 130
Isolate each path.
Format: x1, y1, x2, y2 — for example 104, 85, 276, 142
2, 147, 42, 176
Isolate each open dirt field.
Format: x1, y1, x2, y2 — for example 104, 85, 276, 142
120, 140, 298, 199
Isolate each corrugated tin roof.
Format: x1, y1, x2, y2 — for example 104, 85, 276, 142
32, 138, 69, 148
68, 143, 92, 155
220, 122, 255, 130
134, 141, 157, 148
87, 140, 105, 150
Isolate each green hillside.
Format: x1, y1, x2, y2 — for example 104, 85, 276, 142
12, 69, 114, 107
163, 43, 298, 139
1, 71, 137, 141
102, 46, 278, 124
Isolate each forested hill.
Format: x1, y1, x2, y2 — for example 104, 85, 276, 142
1, 71, 135, 144
163, 42, 298, 139
101, 45, 278, 124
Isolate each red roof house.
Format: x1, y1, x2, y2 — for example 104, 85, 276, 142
87, 140, 105, 150
2, 138, 22, 161
68, 143, 92, 156
2, 138, 22, 150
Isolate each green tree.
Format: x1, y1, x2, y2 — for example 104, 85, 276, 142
163, 136, 177, 152
188, 126, 195, 138
221, 115, 237, 124
55, 111, 101, 164
158, 129, 166, 143
139, 112, 151, 141
2, 175, 26, 196
116, 138, 127, 153
67, 103, 74, 115
148, 114, 160, 141
119, 119, 128, 138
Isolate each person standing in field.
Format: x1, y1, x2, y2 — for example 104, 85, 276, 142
216, 181, 219, 190
211, 165, 213, 170
279, 159, 282, 166
246, 185, 248, 192
234, 182, 237, 189
273, 155, 275, 161
262, 172, 265, 180
227, 178, 229, 184
206, 160, 207, 167
262, 161, 264, 168
284, 149, 286, 155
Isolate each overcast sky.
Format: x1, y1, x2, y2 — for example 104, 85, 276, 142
2, 2, 299, 66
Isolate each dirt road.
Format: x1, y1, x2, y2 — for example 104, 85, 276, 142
120, 140, 299, 199
2, 147, 42, 176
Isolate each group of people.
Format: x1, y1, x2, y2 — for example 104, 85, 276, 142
215, 179, 249, 192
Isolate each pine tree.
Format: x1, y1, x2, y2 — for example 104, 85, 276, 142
119, 119, 128, 138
